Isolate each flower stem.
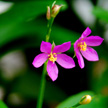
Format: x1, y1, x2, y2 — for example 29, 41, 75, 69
36, 17, 55, 108
36, 61, 47, 108
73, 53, 76, 58
46, 17, 54, 42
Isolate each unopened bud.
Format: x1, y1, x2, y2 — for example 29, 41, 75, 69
51, 5, 63, 18
51, 41, 55, 51
79, 95, 92, 105
46, 6, 51, 20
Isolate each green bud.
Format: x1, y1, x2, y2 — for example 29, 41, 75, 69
79, 95, 92, 105
51, 41, 55, 51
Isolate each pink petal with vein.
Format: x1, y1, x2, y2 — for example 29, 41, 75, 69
56, 54, 75, 68
81, 27, 91, 38
74, 39, 79, 49
47, 60, 58, 81
84, 36, 104, 46
75, 48, 84, 68
40, 41, 52, 54
53, 41, 71, 53
32, 53, 48, 68
81, 47, 99, 61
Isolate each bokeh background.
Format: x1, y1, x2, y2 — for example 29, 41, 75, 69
0, 0, 108, 108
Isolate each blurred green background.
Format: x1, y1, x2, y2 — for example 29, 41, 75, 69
0, 0, 108, 108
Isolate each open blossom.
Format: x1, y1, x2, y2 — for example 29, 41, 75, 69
74, 27, 104, 69
32, 41, 75, 81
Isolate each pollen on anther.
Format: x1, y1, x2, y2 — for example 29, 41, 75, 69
48, 52, 57, 63
79, 42, 87, 51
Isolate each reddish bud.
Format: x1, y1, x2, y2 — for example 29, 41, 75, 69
51, 5, 63, 18
46, 6, 51, 20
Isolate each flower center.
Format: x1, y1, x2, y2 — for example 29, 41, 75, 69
48, 52, 57, 63
79, 42, 87, 51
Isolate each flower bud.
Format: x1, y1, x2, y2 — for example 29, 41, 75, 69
46, 6, 51, 20
79, 95, 92, 105
51, 41, 55, 51
51, 5, 63, 18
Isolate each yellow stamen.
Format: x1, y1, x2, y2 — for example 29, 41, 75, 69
48, 52, 57, 63
79, 42, 87, 51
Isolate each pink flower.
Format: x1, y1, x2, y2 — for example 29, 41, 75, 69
32, 41, 75, 81
74, 27, 104, 69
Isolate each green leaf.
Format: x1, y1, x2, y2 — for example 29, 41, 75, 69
0, 19, 79, 57
0, 0, 68, 46
57, 91, 94, 108
57, 91, 106, 108
11, 71, 67, 103
92, 7, 108, 23
0, 0, 67, 24
0, 100, 8, 108
78, 96, 106, 108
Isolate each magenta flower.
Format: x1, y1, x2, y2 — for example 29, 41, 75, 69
32, 41, 75, 81
74, 27, 104, 69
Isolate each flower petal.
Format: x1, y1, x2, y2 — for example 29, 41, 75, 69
74, 38, 81, 50
81, 27, 91, 38
75, 49, 84, 69
32, 53, 48, 68
40, 41, 52, 54
47, 60, 58, 81
74, 39, 79, 49
81, 47, 99, 61
53, 41, 71, 53
83, 36, 104, 46
56, 54, 75, 68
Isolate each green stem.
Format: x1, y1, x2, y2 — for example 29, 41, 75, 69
73, 53, 76, 58
36, 16, 55, 108
36, 61, 47, 108
46, 17, 54, 42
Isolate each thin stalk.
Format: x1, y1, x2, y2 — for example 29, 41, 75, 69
46, 17, 54, 42
36, 17, 55, 108
36, 61, 47, 108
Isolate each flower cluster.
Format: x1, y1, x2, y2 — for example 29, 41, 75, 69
32, 27, 104, 81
